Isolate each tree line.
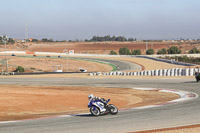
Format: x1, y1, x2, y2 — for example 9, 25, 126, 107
110, 46, 200, 55
85, 35, 137, 42
161, 55, 200, 64
0, 36, 15, 44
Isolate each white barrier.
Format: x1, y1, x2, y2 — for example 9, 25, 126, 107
185, 68, 189, 76
167, 69, 171, 76
177, 68, 181, 76
90, 68, 196, 77
0, 51, 26, 54
189, 68, 194, 76
159, 69, 163, 76
156, 69, 159, 76
163, 69, 167, 76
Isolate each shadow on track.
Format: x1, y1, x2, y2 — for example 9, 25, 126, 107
73, 114, 93, 117
184, 81, 199, 83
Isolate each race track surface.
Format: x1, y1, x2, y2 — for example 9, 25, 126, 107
69, 57, 142, 71
0, 78, 199, 133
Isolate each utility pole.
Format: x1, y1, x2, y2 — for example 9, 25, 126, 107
1, 35, 9, 74
25, 24, 29, 50
66, 48, 68, 72
146, 42, 148, 50
64, 44, 69, 72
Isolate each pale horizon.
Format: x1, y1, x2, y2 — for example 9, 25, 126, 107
0, 0, 200, 40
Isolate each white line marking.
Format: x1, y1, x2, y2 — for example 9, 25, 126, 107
132, 87, 198, 110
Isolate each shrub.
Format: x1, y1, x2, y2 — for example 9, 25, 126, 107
157, 48, 167, 55
146, 49, 154, 55
109, 50, 117, 55
119, 47, 131, 55
167, 46, 181, 54
132, 49, 141, 55
189, 48, 200, 54
15, 66, 25, 72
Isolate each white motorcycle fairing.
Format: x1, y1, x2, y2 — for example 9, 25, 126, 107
88, 100, 106, 112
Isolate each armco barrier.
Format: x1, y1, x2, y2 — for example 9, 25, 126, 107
90, 68, 199, 77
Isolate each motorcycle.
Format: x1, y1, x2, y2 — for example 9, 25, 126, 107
88, 99, 118, 116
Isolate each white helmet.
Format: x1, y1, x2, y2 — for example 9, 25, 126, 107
88, 94, 94, 99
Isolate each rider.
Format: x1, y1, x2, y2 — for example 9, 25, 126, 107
88, 94, 107, 107
194, 67, 199, 75
194, 67, 200, 82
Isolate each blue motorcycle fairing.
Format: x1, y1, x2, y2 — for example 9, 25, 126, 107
88, 99, 109, 110
106, 99, 110, 102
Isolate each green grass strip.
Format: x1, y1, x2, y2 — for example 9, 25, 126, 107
71, 58, 117, 71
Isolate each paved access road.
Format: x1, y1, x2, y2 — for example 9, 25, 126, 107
0, 77, 199, 133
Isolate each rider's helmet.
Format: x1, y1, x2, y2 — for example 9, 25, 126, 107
88, 94, 94, 100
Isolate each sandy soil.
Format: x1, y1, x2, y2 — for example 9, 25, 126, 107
0, 85, 179, 121
26, 41, 198, 54
1, 41, 198, 55
1, 54, 194, 73
0, 56, 112, 72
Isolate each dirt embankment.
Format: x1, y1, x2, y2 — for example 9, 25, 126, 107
2, 41, 198, 54
0, 56, 112, 72
0, 85, 178, 121
27, 42, 183, 54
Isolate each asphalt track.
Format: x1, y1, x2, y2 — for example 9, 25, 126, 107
68, 57, 142, 71
0, 77, 199, 133
1, 56, 141, 74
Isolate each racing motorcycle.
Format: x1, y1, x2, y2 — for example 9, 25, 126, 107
88, 99, 118, 116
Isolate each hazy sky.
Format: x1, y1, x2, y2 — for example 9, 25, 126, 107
0, 0, 200, 40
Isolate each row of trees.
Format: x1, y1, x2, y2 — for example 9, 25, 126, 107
87, 35, 137, 42
41, 38, 54, 42
110, 46, 185, 55
0, 36, 15, 44
163, 56, 200, 64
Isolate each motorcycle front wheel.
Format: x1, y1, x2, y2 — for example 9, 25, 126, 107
90, 106, 100, 116
109, 104, 118, 115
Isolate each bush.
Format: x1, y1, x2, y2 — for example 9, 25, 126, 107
157, 48, 167, 55
160, 55, 200, 64
132, 49, 141, 55
167, 46, 181, 54
189, 48, 200, 54
15, 66, 25, 72
146, 49, 154, 55
119, 47, 131, 55
109, 50, 117, 55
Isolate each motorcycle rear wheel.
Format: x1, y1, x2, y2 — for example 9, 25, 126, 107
90, 106, 100, 116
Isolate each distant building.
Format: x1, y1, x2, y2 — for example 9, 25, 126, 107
28, 38, 33, 42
